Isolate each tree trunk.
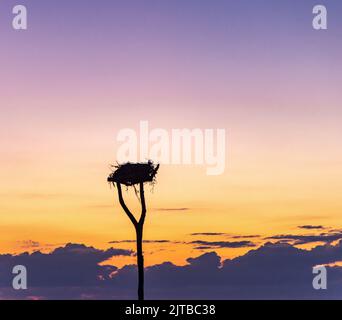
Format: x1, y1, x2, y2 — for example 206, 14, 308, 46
135, 224, 144, 301
116, 182, 146, 301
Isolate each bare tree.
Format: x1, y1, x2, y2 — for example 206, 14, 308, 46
107, 161, 159, 300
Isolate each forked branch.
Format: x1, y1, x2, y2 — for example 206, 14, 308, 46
116, 182, 138, 227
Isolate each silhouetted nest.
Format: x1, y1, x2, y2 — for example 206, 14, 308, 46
107, 161, 159, 187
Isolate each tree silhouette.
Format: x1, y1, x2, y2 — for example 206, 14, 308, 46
107, 161, 159, 300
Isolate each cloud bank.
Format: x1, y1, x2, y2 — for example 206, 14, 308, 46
1, 240, 342, 299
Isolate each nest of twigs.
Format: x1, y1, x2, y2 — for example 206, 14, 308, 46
107, 161, 159, 187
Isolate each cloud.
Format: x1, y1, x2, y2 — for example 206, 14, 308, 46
265, 231, 342, 245
18, 240, 40, 249
189, 233, 260, 239
298, 225, 325, 230
109, 240, 170, 244
116, 241, 342, 299
0, 243, 132, 289
190, 240, 256, 249
2, 241, 342, 299
17, 240, 61, 250
231, 235, 260, 239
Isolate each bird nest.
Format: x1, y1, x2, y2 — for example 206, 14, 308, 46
107, 161, 159, 187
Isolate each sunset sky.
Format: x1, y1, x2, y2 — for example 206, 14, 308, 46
1, 0, 342, 274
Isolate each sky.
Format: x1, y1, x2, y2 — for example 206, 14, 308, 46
0, 0, 342, 298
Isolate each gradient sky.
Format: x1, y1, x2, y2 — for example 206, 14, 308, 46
0, 0, 342, 267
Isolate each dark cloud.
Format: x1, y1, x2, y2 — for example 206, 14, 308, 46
2, 241, 342, 299
115, 241, 342, 299
265, 231, 342, 245
189, 233, 260, 238
190, 240, 256, 249
109, 240, 170, 244
194, 246, 217, 250
231, 235, 260, 239
0, 243, 132, 289
298, 225, 325, 230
